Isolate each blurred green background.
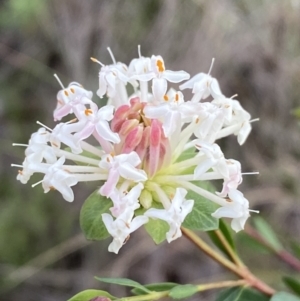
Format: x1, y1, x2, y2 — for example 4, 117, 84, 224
1, 0, 300, 300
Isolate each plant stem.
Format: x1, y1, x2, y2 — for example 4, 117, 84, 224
197, 279, 247, 291
214, 229, 244, 268
181, 227, 275, 296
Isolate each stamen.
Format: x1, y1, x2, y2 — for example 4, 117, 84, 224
32, 179, 44, 188
249, 209, 260, 214
12, 143, 28, 147
66, 118, 78, 124
84, 109, 93, 116
107, 47, 116, 64
90, 57, 105, 67
242, 172, 259, 175
230, 94, 238, 99
156, 60, 165, 73
53, 74, 65, 89
163, 95, 169, 101
208, 58, 215, 75
11, 164, 24, 168
249, 118, 260, 123
36, 121, 52, 132
138, 45, 142, 58
64, 90, 69, 97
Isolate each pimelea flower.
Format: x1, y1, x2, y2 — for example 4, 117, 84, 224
13, 47, 259, 253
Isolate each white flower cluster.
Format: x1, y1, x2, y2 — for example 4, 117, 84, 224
13, 47, 258, 254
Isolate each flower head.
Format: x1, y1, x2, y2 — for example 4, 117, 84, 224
13, 48, 257, 252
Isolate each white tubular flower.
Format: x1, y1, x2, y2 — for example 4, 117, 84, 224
102, 208, 149, 254
16, 159, 34, 184
217, 159, 242, 197
150, 55, 190, 100
29, 128, 51, 145
145, 188, 194, 242
110, 183, 144, 217
55, 82, 93, 121
144, 90, 190, 138
73, 104, 120, 145
128, 56, 155, 82
193, 102, 225, 142
97, 63, 129, 99
42, 157, 78, 202
50, 122, 83, 154
99, 152, 147, 197
179, 72, 223, 102
194, 141, 228, 179
212, 189, 251, 232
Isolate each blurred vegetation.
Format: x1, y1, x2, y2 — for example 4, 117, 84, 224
1, 0, 300, 300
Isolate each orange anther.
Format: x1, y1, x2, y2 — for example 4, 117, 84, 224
175, 93, 179, 102
64, 90, 69, 96
70, 88, 75, 94
163, 95, 169, 101
84, 109, 93, 116
195, 118, 200, 124
156, 59, 165, 73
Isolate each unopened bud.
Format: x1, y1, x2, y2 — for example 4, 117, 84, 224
140, 189, 153, 209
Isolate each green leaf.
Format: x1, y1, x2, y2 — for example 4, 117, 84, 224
144, 218, 169, 244
80, 190, 113, 240
292, 107, 300, 119
169, 284, 198, 299
237, 232, 271, 254
182, 185, 219, 231
271, 292, 300, 301
135, 204, 169, 244
208, 219, 235, 259
95, 277, 151, 294
291, 242, 300, 259
283, 276, 300, 296
131, 282, 178, 295
67, 289, 116, 301
215, 287, 269, 301
253, 217, 283, 252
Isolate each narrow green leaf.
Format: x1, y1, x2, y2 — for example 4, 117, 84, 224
182, 186, 219, 231
169, 284, 198, 299
67, 289, 116, 301
291, 243, 300, 259
215, 287, 269, 301
283, 276, 300, 296
292, 107, 300, 119
271, 292, 300, 301
208, 219, 236, 259
237, 232, 271, 254
253, 217, 283, 251
95, 277, 151, 294
80, 190, 113, 240
131, 282, 178, 295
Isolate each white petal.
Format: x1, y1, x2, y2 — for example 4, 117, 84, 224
163, 70, 190, 83
152, 78, 167, 100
